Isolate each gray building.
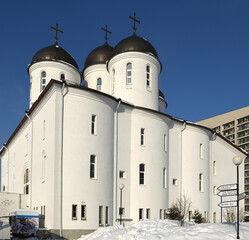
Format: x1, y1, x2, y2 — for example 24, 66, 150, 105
197, 105, 249, 213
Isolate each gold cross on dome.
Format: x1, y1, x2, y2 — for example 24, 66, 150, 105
129, 13, 140, 35
50, 23, 63, 45
101, 25, 112, 43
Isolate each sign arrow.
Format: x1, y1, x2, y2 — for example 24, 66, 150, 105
217, 190, 237, 197
218, 201, 237, 208
217, 184, 237, 191
239, 192, 247, 201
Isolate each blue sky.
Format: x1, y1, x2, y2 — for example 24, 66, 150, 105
1, 0, 249, 146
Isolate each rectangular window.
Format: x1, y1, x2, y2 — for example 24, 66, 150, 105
159, 209, 163, 219
43, 120, 46, 140
72, 205, 77, 220
164, 209, 167, 219
237, 122, 249, 131
146, 208, 151, 219
199, 173, 203, 192
200, 144, 203, 159
146, 65, 151, 88
213, 161, 216, 175
91, 115, 97, 135
213, 186, 217, 195
81, 205, 86, 220
139, 208, 143, 220
105, 206, 109, 225
141, 128, 145, 146
40, 205, 46, 228
90, 155, 96, 179
164, 134, 167, 152
223, 121, 235, 130
163, 168, 167, 188
139, 164, 145, 185
99, 206, 103, 226
238, 116, 249, 125
213, 212, 216, 223
119, 170, 126, 179
173, 178, 178, 186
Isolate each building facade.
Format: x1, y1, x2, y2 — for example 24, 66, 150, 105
197, 106, 249, 213
0, 26, 247, 239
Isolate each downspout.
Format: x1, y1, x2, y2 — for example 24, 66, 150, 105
113, 99, 121, 225
25, 111, 33, 209
210, 132, 216, 222
60, 81, 67, 238
3, 144, 9, 192
180, 121, 186, 198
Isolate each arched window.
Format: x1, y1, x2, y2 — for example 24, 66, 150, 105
97, 78, 102, 91
24, 168, 30, 194
60, 73, 65, 81
41, 71, 46, 91
146, 65, 151, 87
126, 63, 132, 84
139, 164, 145, 185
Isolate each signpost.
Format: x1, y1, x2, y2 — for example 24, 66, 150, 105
217, 184, 237, 191
217, 180, 245, 239
217, 183, 238, 224
217, 190, 237, 197
238, 192, 246, 201
218, 201, 237, 208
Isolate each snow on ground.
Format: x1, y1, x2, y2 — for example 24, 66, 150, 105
79, 220, 249, 240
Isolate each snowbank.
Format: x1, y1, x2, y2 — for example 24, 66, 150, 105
78, 219, 249, 240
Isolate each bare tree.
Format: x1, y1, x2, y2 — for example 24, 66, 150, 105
167, 194, 192, 226
223, 207, 245, 223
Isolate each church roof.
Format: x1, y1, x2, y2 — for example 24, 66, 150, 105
111, 34, 159, 59
83, 43, 114, 71
28, 44, 79, 70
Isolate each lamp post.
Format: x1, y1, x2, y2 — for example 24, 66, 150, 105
233, 155, 243, 239
119, 184, 124, 226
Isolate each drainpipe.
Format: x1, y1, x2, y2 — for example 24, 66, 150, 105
60, 80, 67, 238
180, 121, 186, 198
25, 111, 33, 209
209, 132, 216, 222
113, 99, 121, 225
3, 144, 9, 192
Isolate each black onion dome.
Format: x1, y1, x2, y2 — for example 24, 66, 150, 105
159, 89, 165, 99
29, 44, 78, 70
111, 35, 158, 59
84, 43, 114, 71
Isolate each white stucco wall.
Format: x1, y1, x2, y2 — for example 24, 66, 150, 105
0, 81, 247, 236
28, 61, 81, 107
62, 87, 116, 229
128, 109, 169, 222
108, 52, 161, 111
83, 64, 111, 95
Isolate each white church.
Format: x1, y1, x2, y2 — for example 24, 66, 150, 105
0, 18, 247, 239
